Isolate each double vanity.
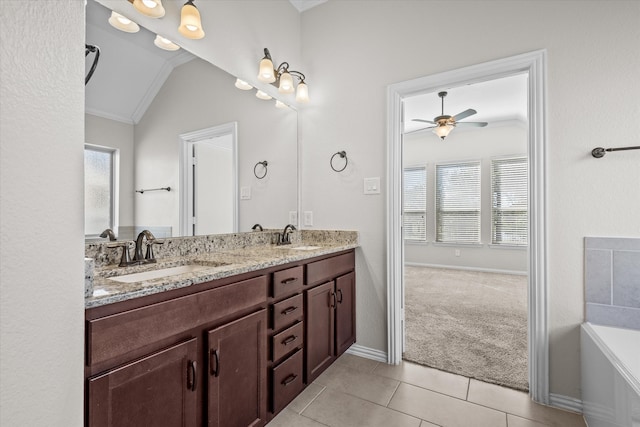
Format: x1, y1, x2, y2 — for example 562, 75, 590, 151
84, 230, 358, 426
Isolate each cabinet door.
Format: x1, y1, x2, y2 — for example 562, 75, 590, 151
88, 338, 198, 427
207, 309, 267, 427
335, 271, 356, 356
304, 281, 335, 383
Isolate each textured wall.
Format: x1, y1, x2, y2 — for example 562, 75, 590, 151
0, 1, 85, 425
300, 0, 640, 399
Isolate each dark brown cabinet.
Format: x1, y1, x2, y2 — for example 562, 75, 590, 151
207, 309, 267, 427
87, 338, 198, 427
305, 281, 336, 383
335, 271, 356, 356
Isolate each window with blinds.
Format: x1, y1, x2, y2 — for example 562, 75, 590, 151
403, 166, 427, 241
491, 157, 528, 246
435, 161, 481, 244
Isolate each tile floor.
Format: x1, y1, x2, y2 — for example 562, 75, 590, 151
267, 354, 587, 427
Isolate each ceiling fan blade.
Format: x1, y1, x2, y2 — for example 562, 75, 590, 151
404, 126, 436, 135
412, 119, 436, 124
455, 121, 488, 128
452, 109, 477, 121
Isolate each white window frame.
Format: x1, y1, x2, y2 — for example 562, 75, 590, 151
84, 143, 119, 239
403, 165, 427, 242
435, 160, 481, 244
491, 156, 528, 246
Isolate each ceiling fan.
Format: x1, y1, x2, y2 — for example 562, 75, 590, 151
411, 91, 488, 140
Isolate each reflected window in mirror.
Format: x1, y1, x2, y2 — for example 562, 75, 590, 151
85, 144, 119, 239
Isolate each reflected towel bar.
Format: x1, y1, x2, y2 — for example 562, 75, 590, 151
136, 187, 171, 194
591, 146, 640, 158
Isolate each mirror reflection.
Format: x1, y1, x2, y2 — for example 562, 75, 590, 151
85, 0, 298, 240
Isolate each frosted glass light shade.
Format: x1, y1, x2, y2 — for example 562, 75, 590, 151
278, 71, 294, 94
256, 90, 272, 100
234, 79, 253, 90
434, 124, 454, 139
178, 1, 205, 40
132, 0, 165, 18
154, 35, 180, 51
258, 58, 276, 83
108, 12, 139, 33
275, 100, 288, 109
295, 82, 309, 103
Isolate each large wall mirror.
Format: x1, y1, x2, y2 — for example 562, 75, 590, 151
85, 0, 298, 240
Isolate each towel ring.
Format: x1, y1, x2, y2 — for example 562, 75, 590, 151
254, 160, 268, 179
330, 151, 348, 172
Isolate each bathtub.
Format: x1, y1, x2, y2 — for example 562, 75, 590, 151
581, 323, 640, 426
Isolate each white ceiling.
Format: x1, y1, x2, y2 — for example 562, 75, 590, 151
403, 73, 528, 135
85, 0, 194, 124
288, 0, 328, 13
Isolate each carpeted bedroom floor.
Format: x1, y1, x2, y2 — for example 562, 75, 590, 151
403, 266, 529, 392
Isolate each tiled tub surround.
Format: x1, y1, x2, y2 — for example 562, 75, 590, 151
85, 230, 358, 308
585, 237, 640, 329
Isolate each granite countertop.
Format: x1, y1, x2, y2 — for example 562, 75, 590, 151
86, 241, 358, 309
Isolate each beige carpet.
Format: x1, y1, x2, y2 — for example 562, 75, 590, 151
403, 266, 529, 391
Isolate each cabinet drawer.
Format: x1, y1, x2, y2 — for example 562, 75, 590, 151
272, 265, 304, 298
271, 321, 304, 363
306, 251, 355, 286
271, 349, 304, 414
272, 293, 303, 331
87, 275, 268, 367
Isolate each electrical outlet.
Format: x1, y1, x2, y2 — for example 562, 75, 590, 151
304, 211, 313, 226
364, 177, 381, 195
240, 186, 251, 200
455, 249, 461, 257
288, 211, 297, 224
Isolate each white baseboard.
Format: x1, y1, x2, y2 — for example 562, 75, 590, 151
549, 393, 583, 414
345, 344, 388, 363
405, 262, 527, 276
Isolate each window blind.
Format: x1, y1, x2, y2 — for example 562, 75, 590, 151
491, 157, 528, 245
403, 166, 427, 241
435, 161, 481, 244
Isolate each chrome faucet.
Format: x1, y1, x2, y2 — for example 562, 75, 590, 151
277, 224, 297, 245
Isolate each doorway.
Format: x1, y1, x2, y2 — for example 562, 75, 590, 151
179, 123, 238, 236
401, 74, 529, 391
386, 51, 549, 403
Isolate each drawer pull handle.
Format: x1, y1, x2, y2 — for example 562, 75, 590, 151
281, 277, 298, 285
210, 349, 220, 377
281, 306, 298, 315
187, 360, 197, 391
282, 335, 297, 345
337, 289, 343, 303
281, 374, 298, 386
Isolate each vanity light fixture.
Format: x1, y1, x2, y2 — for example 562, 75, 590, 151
275, 100, 289, 109
108, 11, 140, 33
153, 34, 180, 51
255, 90, 272, 100
178, 0, 205, 40
234, 79, 253, 90
132, 0, 165, 18
257, 48, 309, 103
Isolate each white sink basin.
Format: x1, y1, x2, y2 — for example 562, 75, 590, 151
108, 264, 212, 283
286, 245, 321, 251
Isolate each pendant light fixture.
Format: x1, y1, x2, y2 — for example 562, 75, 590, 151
257, 48, 309, 102
132, 0, 165, 18
108, 11, 140, 33
153, 35, 180, 51
178, 0, 205, 40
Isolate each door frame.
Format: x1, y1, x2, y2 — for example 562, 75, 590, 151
386, 50, 549, 403
179, 122, 238, 236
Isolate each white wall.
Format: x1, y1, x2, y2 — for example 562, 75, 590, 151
135, 58, 298, 233
300, 0, 640, 399
85, 113, 135, 231
0, 1, 85, 425
404, 123, 528, 273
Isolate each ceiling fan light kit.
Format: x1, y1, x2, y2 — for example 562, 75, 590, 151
412, 91, 488, 140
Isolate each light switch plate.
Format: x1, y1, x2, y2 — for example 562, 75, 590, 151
304, 211, 313, 226
240, 186, 251, 200
289, 211, 298, 224
364, 177, 381, 195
